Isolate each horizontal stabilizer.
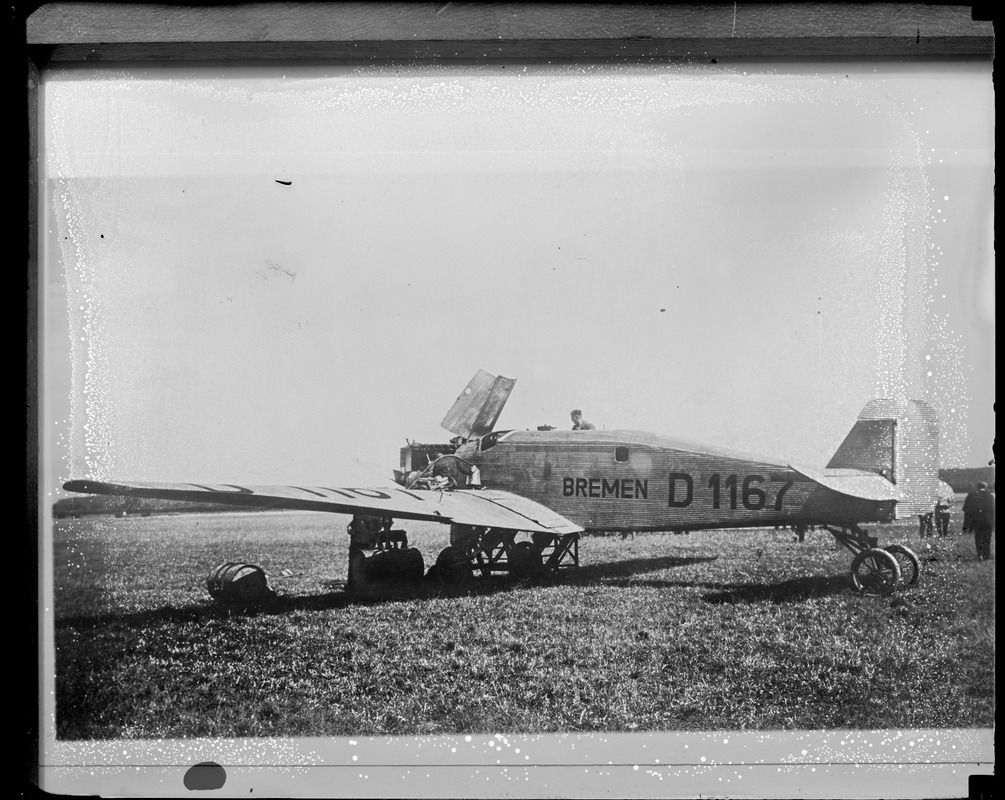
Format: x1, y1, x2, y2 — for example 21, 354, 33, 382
790, 465, 901, 502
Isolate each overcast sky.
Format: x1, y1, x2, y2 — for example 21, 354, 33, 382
42, 61, 994, 494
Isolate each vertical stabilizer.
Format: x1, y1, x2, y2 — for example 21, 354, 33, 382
828, 399, 940, 518
441, 370, 516, 439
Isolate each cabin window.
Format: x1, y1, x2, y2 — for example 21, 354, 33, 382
615, 447, 629, 462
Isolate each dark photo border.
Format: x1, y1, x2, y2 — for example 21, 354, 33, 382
25, 4, 994, 798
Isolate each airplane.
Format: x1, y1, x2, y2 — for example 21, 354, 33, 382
63, 369, 940, 599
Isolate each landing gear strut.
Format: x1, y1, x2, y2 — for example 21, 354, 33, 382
428, 525, 580, 584
346, 515, 424, 594
344, 517, 580, 593
826, 524, 918, 595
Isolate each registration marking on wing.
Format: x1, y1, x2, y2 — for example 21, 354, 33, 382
62, 480, 581, 534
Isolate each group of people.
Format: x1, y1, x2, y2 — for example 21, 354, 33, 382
926, 481, 995, 560
920, 482, 956, 538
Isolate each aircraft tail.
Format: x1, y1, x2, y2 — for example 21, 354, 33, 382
827, 399, 941, 519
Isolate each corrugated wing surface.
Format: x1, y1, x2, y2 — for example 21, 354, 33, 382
440, 370, 516, 438
62, 479, 579, 534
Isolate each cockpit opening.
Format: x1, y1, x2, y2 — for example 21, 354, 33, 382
478, 430, 514, 452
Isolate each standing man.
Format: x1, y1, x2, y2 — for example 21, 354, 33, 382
934, 481, 955, 537
962, 481, 995, 560
570, 409, 596, 430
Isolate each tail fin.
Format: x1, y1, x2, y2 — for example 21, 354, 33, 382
441, 369, 516, 439
828, 399, 940, 518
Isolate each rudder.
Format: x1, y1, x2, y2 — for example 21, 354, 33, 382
828, 399, 940, 519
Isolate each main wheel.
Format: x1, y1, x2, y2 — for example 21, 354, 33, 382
347, 550, 368, 594
509, 541, 544, 579
850, 548, 901, 596
366, 547, 425, 583
434, 546, 468, 584
884, 544, 921, 587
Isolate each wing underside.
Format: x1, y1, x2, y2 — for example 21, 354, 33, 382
62, 480, 582, 535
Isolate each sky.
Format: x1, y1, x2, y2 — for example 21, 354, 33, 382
41, 61, 994, 495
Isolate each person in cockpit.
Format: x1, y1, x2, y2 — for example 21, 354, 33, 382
570, 409, 595, 430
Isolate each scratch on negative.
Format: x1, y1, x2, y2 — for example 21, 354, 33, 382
732, 2, 737, 36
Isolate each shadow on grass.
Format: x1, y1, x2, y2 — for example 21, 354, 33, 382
569, 554, 717, 583
584, 566, 851, 603
700, 573, 852, 603
54, 555, 848, 629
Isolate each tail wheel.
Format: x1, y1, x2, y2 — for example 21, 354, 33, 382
884, 544, 921, 587
850, 548, 901, 596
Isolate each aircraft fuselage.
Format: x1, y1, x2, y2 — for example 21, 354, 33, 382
457, 429, 895, 532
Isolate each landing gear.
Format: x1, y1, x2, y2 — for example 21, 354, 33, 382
431, 545, 469, 584
826, 524, 914, 595
509, 541, 543, 579
429, 525, 580, 585
345, 515, 425, 594
883, 543, 921, 587
850, 548, 901, 596
347, 550, 369, 594
343, 517, 580, 594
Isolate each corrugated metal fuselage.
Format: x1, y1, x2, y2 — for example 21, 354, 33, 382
459, 430, 895, 532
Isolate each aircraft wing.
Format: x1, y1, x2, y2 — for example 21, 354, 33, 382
62, 480, 582, 535
789, 465, 902, 501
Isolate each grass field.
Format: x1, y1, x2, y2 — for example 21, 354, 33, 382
51, 511, 994, 740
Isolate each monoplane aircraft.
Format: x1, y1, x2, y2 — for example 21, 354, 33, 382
64, 370, 940, 597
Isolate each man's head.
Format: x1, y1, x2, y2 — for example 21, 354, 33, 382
977, 481, 988, 491
570, 409, 583, 422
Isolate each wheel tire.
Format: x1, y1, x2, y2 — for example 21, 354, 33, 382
399, 547, 425, 583
884, 544, 921, 587
347, 550, 368, 594
510, 541, 543, 579
531, 532, 556, 549
435, 546, 468, 584
850, 548, 901, 596
364, 547, 425, 584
